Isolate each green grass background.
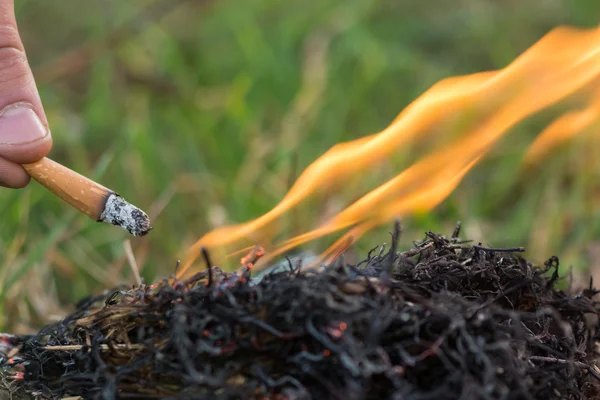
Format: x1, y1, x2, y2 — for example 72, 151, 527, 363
1, 0, 600, 331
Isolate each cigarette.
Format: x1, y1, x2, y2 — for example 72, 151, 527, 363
22, 157, 152, 237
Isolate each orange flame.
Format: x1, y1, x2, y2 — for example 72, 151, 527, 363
523, 88, 600, 165
178, 26, 600, 277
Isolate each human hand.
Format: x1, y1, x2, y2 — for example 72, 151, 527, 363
0, 0, 52, 188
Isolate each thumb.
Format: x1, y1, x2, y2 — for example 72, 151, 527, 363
0, 0, 52, 188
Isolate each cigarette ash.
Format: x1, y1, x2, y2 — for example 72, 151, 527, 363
2, 225, 600, 399
99, 194, 152, 236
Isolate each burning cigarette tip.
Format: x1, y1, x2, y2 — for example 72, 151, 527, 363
23, 157, 152, 237
100, 194, 153, 236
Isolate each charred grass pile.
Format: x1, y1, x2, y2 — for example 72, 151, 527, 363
2, 225, 600, 399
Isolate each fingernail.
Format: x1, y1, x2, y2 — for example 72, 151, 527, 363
0, 103, 48, 145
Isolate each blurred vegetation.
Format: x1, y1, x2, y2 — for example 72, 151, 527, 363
1, 0, 600, 331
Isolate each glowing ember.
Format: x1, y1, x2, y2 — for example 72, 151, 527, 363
178, 26, 600, 277
239, 246, 265, 270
